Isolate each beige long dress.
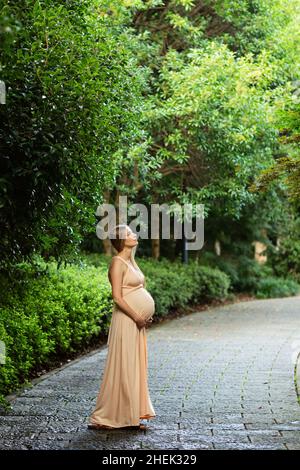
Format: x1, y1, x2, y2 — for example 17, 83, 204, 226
89, 256, 156, 428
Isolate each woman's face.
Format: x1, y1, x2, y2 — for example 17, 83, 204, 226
125, 227, 138, 247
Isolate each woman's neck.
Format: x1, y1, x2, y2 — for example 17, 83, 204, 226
117, 250, 132, 262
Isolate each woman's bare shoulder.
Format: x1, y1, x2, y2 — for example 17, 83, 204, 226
110, 255, 123, 263
108, 257, 125, 282
109, 256, 126, 270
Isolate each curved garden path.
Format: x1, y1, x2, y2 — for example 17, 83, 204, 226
1, 296, 300, 450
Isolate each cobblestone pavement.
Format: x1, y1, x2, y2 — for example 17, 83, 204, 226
1, 297, 300, 450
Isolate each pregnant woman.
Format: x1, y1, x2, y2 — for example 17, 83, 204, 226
88, 224, 156, 430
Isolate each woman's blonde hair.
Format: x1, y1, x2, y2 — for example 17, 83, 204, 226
109, 224, 140, 272
109, 224, 127, 253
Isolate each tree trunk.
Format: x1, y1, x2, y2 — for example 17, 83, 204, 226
152, 238, 160, 259
214, 239, 221, 256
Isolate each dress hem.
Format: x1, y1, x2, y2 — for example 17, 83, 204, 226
89, 414, 156, 428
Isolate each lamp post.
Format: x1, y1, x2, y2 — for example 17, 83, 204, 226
182, 228, 188, 264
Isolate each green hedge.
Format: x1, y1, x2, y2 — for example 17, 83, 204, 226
0, 255, 230, 406
132, 256, 230, 317
0, 258, 113, 408
255, 277, 300, 299
198, 252, 300, 296
268, 237, 300, 283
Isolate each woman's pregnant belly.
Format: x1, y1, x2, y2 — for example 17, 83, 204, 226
123, 287, 155, 321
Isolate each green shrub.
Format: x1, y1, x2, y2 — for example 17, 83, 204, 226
256, 277, 300, 299
198, 251, 279, 294
0, 257, 113, 406
235, 256, 274, 293
192, 265, 231, 301
268, 237, 300, 283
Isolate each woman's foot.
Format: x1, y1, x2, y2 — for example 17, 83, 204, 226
124, 424, 148, 430
88, 423, 114, 430
88, 423, 148, 430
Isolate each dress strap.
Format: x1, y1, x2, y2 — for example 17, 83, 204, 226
114, 256, 143, 282
114, 256, 130, 267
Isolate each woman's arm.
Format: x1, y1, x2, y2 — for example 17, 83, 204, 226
109, 258, 143, 324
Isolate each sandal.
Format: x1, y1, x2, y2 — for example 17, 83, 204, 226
123, 424, 148, 430
88, 423, 148, 430
88, 423, 114, 430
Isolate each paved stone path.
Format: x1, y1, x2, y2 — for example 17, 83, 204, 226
1, 297, 300, 450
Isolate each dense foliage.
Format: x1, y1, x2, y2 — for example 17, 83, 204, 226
0, 0, 148, 265
1, 0, 300, 264
1, 1, 300, 406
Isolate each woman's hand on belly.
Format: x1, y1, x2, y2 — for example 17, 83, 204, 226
145, 317, 153, 328
136, 317, 148, 329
